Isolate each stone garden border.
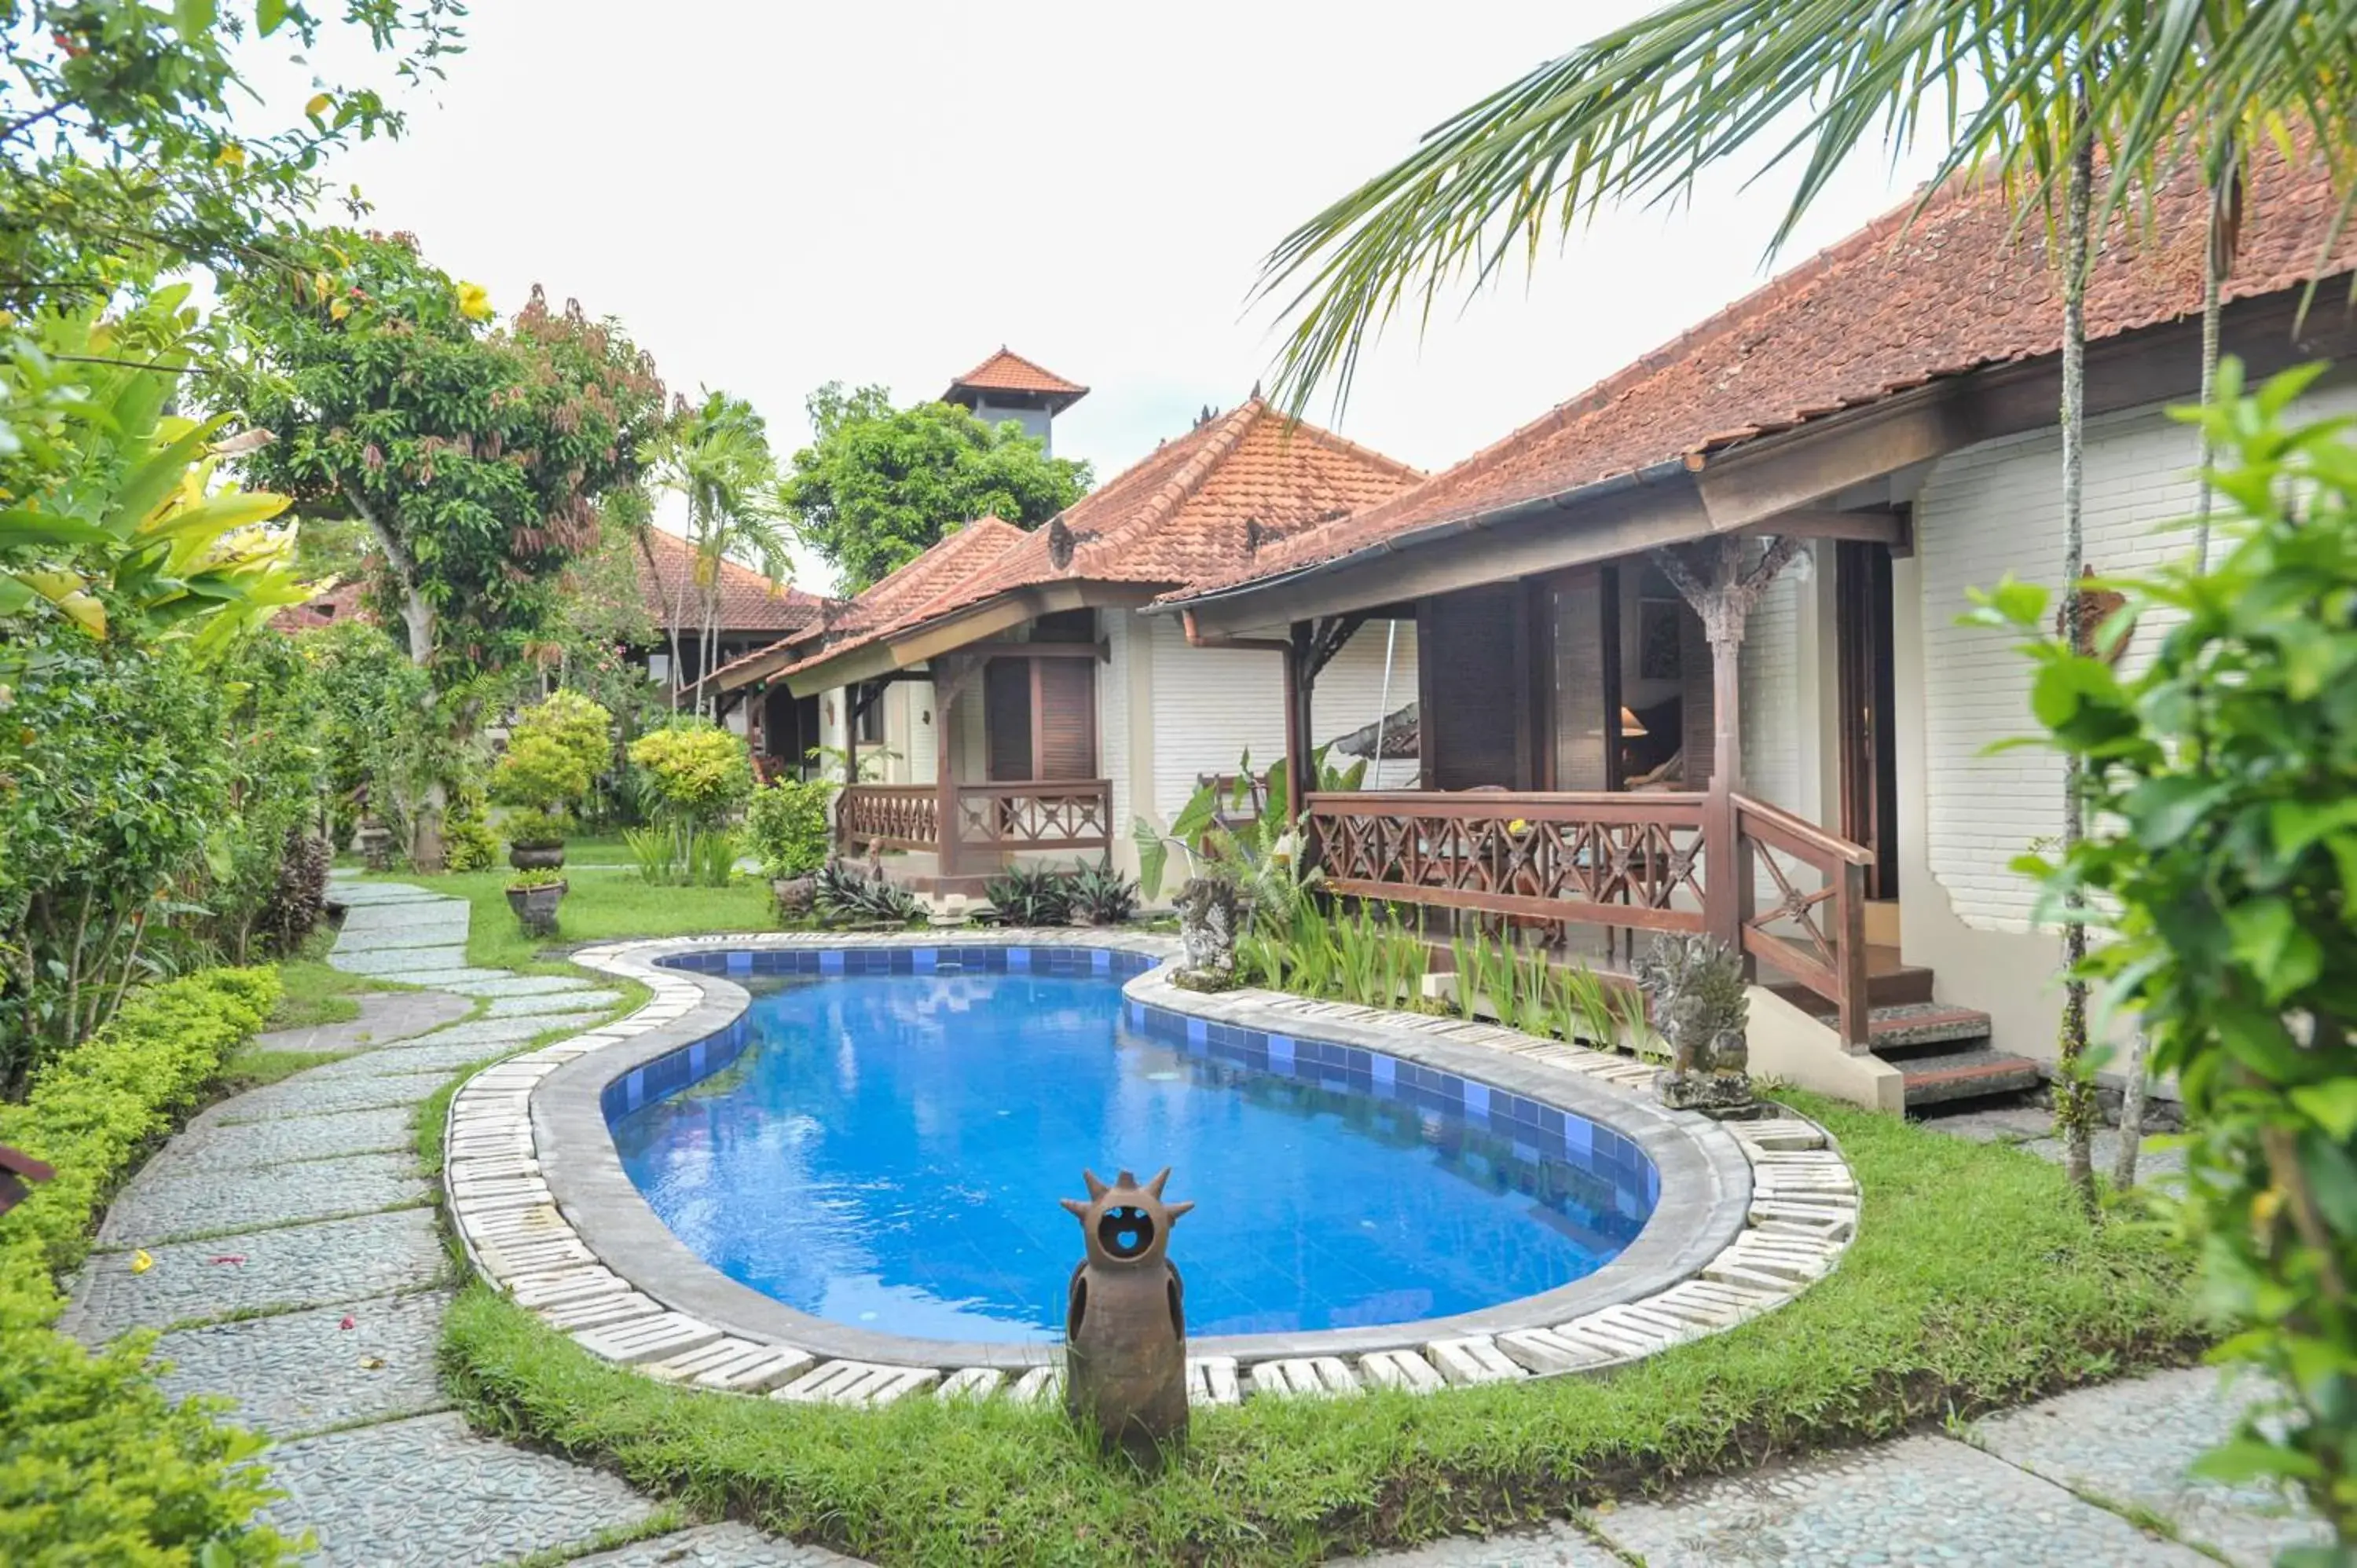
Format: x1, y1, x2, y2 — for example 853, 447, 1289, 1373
443, 930, 1860, 1409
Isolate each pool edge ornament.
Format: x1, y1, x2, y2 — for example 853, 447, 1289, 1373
1061, 1167, 1192, 1463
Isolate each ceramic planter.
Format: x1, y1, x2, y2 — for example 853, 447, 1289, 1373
506, 880, 567, 936
508, 843, 566, 871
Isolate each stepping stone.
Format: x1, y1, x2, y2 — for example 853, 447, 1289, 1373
1970, 1368, 2329, 1565
352, 967, 515, 988
483, 988, 625, 1017
62, 1208, 444, 1342
772, 1361, 937, 1407
1493, 1328, 1608, 1376
151, 1290, 454, 1438
330, 923, 473, 953
247, 992, 474, 1056
330, 947, 475, 976
442, 975, 604, 998
97, 1150, 427, 1249
1349, 1519, 1620, 1566
574, 1312, 722, 1365
1424, 1338, 1527, 1387
1593, 1432, 2210, 1567
214, 1069, 450, 1123
257, 1410, 663, 1566
162, 1105, 416, 1171
563, 1522, 858, 1566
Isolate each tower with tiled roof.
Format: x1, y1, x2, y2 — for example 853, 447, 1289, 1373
942, 347, 1088, 454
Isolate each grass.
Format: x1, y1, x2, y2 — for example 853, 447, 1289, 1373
216, 1045, 351, 1092
442, 1093, 2204, 1567
266, 927, 411, 1031
364, 866, 774, 975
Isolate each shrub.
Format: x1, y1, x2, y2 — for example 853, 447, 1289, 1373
1978, 364, 2357, 1545
626, 722, 752, 826
507, 869, 566, 891
744, 779, 834, 881
1068, 859, 1139, 925
493, 691, 612, 815
0, 965, 296, 1564
979, 864, 1074, 926
499, 807, 569, 852
255, 829, 332, 952
445, 790, 503, 872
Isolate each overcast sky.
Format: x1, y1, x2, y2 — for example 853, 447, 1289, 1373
251, 2, 1944, 592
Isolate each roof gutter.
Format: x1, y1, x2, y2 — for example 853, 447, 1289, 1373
1153, 455, 1698, 614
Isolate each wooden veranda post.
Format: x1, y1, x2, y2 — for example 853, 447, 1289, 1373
1283, 625, 1313, 817
933, 656, 960, 881
1654, 535, 1804, 964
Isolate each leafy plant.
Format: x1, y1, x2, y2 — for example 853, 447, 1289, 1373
1068, 860, 1141, 926
625, 825, 681, 885
500, 808, 570, 852
690, 830, 739, 889
1974, 363, 2357, 1544
494, 691, 612, 814
744, 778, 834, 881
628, 722, 753, 826
443, 791, 502, 871
506, 870, 566, 892
814, 863, 926, 927
981, 864, 1076, 926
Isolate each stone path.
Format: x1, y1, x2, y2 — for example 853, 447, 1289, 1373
64, 873, 850, 1567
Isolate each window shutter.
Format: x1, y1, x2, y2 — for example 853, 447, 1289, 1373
984, 658, 1032, 781
1679, 603, 1714, 788
1425, 586, 1526, 789
1036, 658, 1096, 779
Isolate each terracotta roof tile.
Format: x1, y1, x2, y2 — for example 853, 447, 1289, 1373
1176, 146, 2357, 598
272, 579, 369, 632
944, 347, 1089, 402
632, 529, 829, 635
779, 403, 1420, 678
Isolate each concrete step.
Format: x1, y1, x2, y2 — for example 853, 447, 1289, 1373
1894, 1046, 2046, 1107
1769, 962, 1935, 1011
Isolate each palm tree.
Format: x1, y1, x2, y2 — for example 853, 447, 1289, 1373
645, 391, 784, 713
1253, 1, 2354, 1212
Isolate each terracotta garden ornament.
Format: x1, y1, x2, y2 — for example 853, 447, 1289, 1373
1061, 1167, 1192, 1464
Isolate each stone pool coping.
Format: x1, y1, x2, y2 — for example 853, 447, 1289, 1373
445, 929, 1859, 1409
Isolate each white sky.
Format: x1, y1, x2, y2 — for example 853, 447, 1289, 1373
247, 1, 1947, 592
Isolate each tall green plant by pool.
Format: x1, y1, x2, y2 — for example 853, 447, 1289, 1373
625, 721, 752, 887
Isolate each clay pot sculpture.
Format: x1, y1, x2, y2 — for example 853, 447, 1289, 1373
1061, 1167, 1192, 1464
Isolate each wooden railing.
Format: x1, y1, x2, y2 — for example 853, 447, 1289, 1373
1304, 788, 1875, 1048
1732, 793, 1875, 1047
838, 785, 939, 853
953, 779, 1113, 852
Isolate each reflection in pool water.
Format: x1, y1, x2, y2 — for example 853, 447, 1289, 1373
610, 958, 1656, 1344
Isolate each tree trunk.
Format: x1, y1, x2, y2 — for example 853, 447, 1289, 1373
344, 483, 448, 873
2055, 97, 2099, 1217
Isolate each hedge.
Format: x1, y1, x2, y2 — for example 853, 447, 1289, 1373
0, 967, 301, 1566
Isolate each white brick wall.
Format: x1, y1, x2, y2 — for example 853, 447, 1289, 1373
1741, 567, 1804, 808
1917, 377, 2357, 931
1100, 611, 1132, 832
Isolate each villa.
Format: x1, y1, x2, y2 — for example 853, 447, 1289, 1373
1151, 148, 2357, 1110
698, 362, 1431, 889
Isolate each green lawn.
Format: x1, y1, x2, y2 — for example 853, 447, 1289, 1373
266, 927, 412, 1031
442, 1093, 2203, 1567
362, 866, 775, 974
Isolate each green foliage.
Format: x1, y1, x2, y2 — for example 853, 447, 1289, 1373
813, 863, 926, 927
1241, 904, 1432, 1011
196, 630, 332, 962
1981, 363, 2357, 1544
0, 966, 295, 1565
1068, 860, 1140, 925
493, 691, 613, 813
498, 807, 567, 852
1133, 745, 1360, 902
0, 642, 231, 1094
0, 0, 460, 321
300, 618, 436, 838
641, 390, 791, 709
0, 290, 312, 675
980, 864, 1075, 926
216, 231, 665, 683
743, 778, 834, 881
506, 869, 566, 892
780, 383, 1092, 591
689, 830, 738, 889
626, 722, 752, 826
440, 1092, 2196, 1566
443, 791, 502, 871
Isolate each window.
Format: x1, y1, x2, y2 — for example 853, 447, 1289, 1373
852, 682, 885, 745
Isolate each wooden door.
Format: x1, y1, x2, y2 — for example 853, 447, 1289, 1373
1419, 584, 1532, 789
1035, 658, 1096, 779
1547, 567, 1621, 791
1835, 540, 1901, 898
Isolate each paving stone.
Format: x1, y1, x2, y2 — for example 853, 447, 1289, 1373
97, 1150, 426, 1248
1355, 1519, 1620, 1566
161, 1105, 417, 1170
1970, 1367, 2327, 1566
214, 1069, 449, 1123
247, 991, 473, 1055
483, 987, 625, 1017
63, 1208, 445, 1341
441, 974, 604, 998
258, 1411, 662, 1566
151, 1291, 453, 1438
301, 1035, 577, 1082
346, 965, 517, 987
565, 1522, 863, 1566
329, 945, 475, 976
1592, 1433, 2208, 1566
2013, 1129, 2189, 1185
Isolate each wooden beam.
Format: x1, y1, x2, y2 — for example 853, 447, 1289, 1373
954, 639, 1111, 662
934, 654, 960, 879
1737, 507, 1905, 545
1283, 622, 1313, 815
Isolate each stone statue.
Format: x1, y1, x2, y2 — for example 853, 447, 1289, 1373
1061, 1167, 1192, 1464
1172, 874, 1241, 991
1635, 932, 1758, 1118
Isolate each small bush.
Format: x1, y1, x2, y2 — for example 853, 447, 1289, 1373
255, 829, 332, 953
494, 691, 611, 815
979, 863, 1074, 926
815, 863, 926, 926
1068, 859, 1139, 925
744, 779, 834, 881
0, 966, 296, 1564
627, 722, 752, 826
499, 806, 569, 852
444, 790, 503, 872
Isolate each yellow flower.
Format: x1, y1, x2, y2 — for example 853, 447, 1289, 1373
214, 142, 246, 170
130, 1249, 154, 1275
1508, 818, 1528, 833
456, 280, 494, 322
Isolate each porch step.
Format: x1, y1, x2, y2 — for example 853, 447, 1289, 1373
1891, 1045, 2046, 1107
1857, 1001, 1998, 1054
1769, 962, 1934, 1011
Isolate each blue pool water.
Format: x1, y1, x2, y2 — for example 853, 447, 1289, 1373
609, 954, 1657, 1343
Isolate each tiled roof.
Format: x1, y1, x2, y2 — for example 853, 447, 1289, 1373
1176, 147, 2357, 598
273, 579, 369, 632
777, 401, 1420, 679
632, 529, 829, 635
943, 347, 1089, 403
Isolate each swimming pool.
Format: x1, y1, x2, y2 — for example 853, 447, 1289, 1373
608, 947, 1659, 1346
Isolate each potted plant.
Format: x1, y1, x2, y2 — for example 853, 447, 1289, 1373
505, 868, 567, 936
492, 692, 613, 871
745, 775, 834, 918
